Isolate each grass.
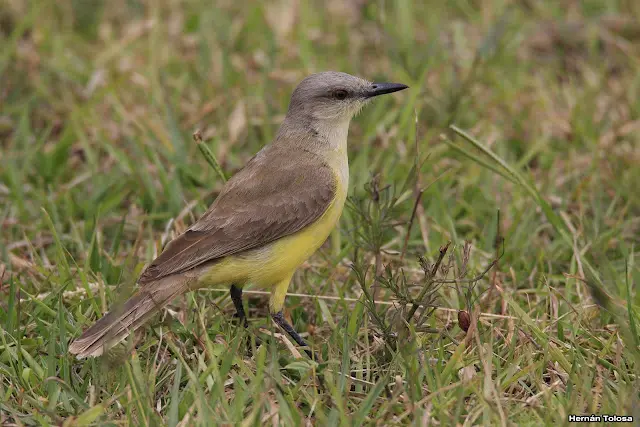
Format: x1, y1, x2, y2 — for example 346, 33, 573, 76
1, 0, 639, 425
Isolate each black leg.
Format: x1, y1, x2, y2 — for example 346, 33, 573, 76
230, 285, 248, 328
271, 311, 318, 361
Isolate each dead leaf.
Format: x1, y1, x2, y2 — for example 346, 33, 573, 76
228, 100, 247, 145
458, 365, 477, 384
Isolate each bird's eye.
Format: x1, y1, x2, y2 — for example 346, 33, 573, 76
332, 89, 348, 100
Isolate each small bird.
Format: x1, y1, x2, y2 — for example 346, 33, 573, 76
69, 71, 408, 359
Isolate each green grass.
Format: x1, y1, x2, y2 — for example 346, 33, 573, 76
1, 0, 640, 425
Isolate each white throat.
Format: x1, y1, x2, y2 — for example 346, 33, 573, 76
311, 117, 350, 192
313, 118, 351, 152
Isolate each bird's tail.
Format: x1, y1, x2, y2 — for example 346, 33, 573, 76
69, 274, 192, 359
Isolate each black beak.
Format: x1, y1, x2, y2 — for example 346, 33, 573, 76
365, 82, 409, 98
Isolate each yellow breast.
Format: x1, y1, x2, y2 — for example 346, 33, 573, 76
197, 158, 348, 289
249, 179, 346, 286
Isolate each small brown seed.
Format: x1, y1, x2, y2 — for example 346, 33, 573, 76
458, 310, 471, 332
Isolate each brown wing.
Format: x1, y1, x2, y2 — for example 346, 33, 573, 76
139, 144, 336, 284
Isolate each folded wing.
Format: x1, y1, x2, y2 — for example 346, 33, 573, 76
139, 145, 336, 284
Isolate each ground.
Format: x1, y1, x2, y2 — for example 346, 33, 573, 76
1, 0, 639, 425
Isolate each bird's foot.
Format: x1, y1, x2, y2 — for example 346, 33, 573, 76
271, 310, 320, 362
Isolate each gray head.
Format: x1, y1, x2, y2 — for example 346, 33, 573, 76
286, 71, 408, 122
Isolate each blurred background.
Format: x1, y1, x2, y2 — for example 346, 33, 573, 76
2, 0, 638, 294
1, 0, 639, 424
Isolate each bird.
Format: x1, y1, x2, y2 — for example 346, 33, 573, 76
69, 71, 408, 359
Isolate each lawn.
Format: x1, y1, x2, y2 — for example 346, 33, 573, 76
1, 0, 639, 425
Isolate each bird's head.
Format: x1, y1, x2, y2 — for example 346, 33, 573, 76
286, 71, 408, 123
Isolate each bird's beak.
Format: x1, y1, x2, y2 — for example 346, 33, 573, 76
365, 82, 409, 98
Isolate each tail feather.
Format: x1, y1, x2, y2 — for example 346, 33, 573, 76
69, 274, 191, 358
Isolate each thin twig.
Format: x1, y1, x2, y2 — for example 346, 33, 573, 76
491, 209, 502, 288
436, 259, 499, 284
406, 242, 451, 321
29, 280, 573, 323
399, 189, 424, 265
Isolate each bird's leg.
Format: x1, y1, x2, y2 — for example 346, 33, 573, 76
271, 311, 319, 361
230, 285, 248, 328
231, 284, 264, 350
